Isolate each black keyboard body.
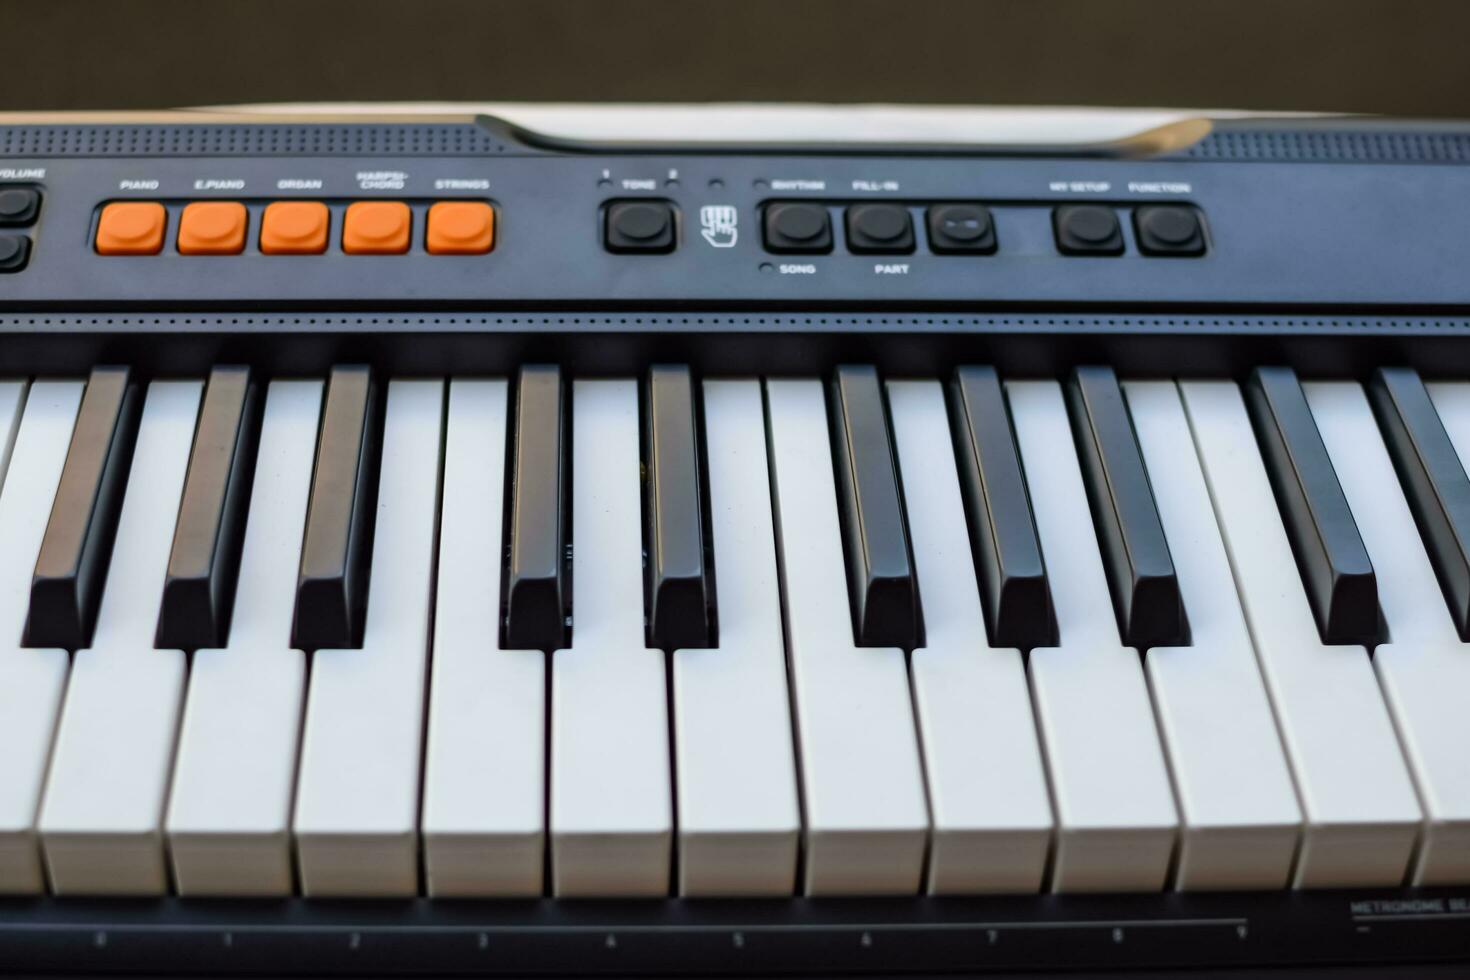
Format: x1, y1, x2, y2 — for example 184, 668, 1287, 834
0, 112, 1467, 979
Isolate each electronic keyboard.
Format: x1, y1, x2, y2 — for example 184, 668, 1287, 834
0, 109, 1468, 979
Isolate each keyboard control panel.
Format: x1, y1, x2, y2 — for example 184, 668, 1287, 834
0, 113, 1463, 309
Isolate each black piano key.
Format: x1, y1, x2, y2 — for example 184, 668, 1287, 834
1246, 366, 1379, 645
947, 366, 1054, 649
1066, 366, 1186, 648
292, 366, 379, 651
1369, 366, 1470, 638
27, 366, 142, 650
156, 366, 261, 651
829, 364, 920, 649
643, 365, 714, 650
503, 364, 567, 651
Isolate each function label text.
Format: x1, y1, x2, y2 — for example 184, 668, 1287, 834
1128, 180, 1193, 194
1049, 180, 1111, 193
357, 170, 408, 190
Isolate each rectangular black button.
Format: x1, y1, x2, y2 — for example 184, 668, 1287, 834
1067, 366, 1185, 648
27, 366, 142, 650
948, 366, 1053, 648
292, 366, 379, 651
503, 364, 567, 651
644, 365, 713, 650
1368, 366, 1470, 639
1247, 366, 1378, 645
830, 365, 920, 649
157, 366, 261, 651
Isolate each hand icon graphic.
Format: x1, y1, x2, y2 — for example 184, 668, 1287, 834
699, 205, 739, 248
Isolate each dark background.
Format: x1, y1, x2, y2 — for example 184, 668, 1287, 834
7, 0, 1468, 116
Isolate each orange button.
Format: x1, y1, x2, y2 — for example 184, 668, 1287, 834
342, 201, 411, 254
260, 201, 329, 254
95, 201, 166, 255
426, 201, 495, 254
177, 201, 247, 255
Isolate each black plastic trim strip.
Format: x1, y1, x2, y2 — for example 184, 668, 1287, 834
0, 888, 1464, 976
1, 312, 1470, 380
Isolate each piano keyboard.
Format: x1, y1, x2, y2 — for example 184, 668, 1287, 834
0, 361, 1464, 901
2, 109, 1470, 976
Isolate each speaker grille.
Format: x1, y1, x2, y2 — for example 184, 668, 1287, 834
2, 312, 1467, 332
1183, 127, 1470, 163
0, 123, 511, 157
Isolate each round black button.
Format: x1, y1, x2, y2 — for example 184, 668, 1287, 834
852, 205, 908, 242
772, 204, 828, 242
1065, 206, 1118, 244
0, 188, 38, 226
0, 235, 29, 272
0, 191, 31, 219
1139, 206, 1199, 245
934, 205, 990, 242
612, 203, 671, 241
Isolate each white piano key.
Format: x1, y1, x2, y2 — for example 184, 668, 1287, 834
294, 379, 444, 896
764, 378, 928, 895
39, 380, 202, 895
1427, 381, 1470, 479
1122, 380, 1302, 890
550, 379, 672, 896
673, 379, 800, 897
0, 381, 26, 475
422, 379, 547, 897
0, 381, 77, 894
165, 380, 322, 895
1180, 380, 1420, 887
1006, 380, 1177, 893
886, 379, 1052, 895
1310, 380, 1470, 885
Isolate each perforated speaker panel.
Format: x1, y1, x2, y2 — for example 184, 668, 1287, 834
0, 123, 513, 157
1182, 127, 1470, 163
